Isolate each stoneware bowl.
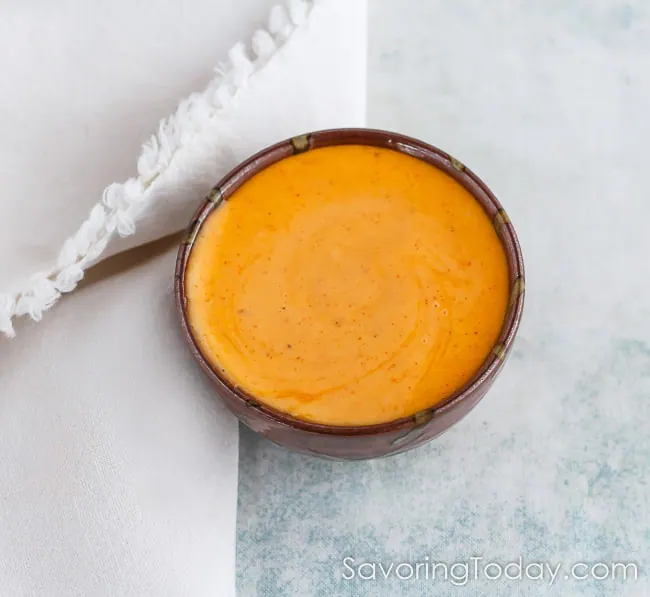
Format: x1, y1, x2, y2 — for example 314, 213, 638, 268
175, 128, 525, 460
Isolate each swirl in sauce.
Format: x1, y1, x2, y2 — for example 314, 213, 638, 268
186, 145, 509, 425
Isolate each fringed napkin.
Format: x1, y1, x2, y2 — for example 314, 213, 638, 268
0, 0, 366, 338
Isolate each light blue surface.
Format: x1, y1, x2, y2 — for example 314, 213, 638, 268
237, 1, 650, 594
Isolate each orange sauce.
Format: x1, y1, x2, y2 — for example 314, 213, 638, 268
186, 145, 509, 425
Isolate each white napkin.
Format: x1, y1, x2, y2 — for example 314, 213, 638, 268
0, 1, 366, 595
0, 0, 367, 337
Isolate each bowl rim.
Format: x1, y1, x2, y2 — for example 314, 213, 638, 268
174, 127, 525, 436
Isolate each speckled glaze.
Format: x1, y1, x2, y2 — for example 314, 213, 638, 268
175, 128, 525, 460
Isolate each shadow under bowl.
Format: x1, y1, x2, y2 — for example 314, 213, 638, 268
174, 128, 525, 460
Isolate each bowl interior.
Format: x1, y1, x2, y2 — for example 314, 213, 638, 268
175, 128, 525, 437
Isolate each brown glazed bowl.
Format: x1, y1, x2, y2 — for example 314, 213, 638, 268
175, 128, 525, 460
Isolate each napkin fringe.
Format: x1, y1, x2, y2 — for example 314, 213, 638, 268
1, 0, 315, 339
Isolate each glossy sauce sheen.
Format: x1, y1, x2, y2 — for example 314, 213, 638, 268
186, 145, 509, 426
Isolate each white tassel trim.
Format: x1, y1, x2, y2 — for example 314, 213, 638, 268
1, 0, 315, 339
0, 293, 16, 338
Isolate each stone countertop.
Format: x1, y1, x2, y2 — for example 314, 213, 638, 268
237, 1, 650, 595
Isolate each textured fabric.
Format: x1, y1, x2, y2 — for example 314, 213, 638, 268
0, 0, 275, 293
0, 0, 367, 337
237, 1, 650, 595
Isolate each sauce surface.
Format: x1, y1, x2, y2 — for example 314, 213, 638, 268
186, 145, 509, 425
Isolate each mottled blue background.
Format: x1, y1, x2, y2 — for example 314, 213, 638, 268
237, 1, 650, 594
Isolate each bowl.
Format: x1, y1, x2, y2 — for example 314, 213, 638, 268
174, 128, 525, 460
